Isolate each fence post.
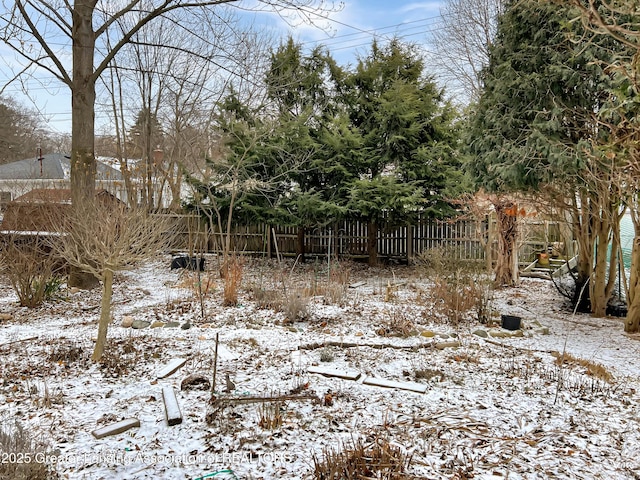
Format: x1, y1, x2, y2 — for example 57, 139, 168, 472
406, 224, 414, 263
266, 224, 272, 258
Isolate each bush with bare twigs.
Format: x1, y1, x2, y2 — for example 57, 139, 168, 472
48, 199, 175, 360
418, 246, 493, 325
0, 235, 64, 307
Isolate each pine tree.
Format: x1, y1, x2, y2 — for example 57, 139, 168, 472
340, 39, 462, 265
467, 0, 627, 308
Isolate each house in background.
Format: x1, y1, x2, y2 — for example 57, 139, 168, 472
0, 153, 127, 209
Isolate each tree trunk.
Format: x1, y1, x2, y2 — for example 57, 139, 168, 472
485, 214, 494, 274
69, 2, 99, 289
368, 220, 378, 266
71, 2, 97, 206
590, 228, 611, 317
92, 269, 113, 361
296, 226, 306, 263
572, 192, 594, 312
587, 196, 620, 317
626, 238, 640, 333
572, 269, 592, 313
494, 202, 518, 286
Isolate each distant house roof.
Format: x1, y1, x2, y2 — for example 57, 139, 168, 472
0, 153, 123, 181
13, 188, 74, 204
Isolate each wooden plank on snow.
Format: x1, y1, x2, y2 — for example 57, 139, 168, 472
156, 358, 188, 379
92, 418, 140, 439
362, 377, 428, 394
162, 387, 183, 426
308, 366, 361, 381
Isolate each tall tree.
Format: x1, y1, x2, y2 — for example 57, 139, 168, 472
467, 0, 625, 307
0, 1, 334, 205
128, 107, 164, 206
265, 38, 345, 261
561, 0, 640, 331
341, 39, 461, 265
184, 88, 299, 272
0, 97, 52, 163
431, 0, 505, 104
0, 0, 334, 287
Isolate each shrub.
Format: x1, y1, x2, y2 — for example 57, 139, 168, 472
0, 420, 59, 480
418, 246, 493, 325
0, 235, 64, 308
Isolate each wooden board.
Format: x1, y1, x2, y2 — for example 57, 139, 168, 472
156, 358, 188, 379
308, 366, 361, 381
162, 387, 183, 426
435, 341, 461, 350
92, 418, 140, 439
362, 377, 428, 394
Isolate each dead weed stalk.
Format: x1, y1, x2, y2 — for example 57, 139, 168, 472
312, 435, 414, 480
223, 256, 243, 307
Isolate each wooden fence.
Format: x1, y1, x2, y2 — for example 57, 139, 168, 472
165, 214, 564, 265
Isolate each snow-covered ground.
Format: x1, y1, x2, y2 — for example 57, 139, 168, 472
1, 256, 639, 480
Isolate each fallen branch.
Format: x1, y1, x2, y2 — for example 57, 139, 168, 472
211, 392, 318, 406
0, 336, 38, 347
298, 341, 437, 351
482, 338, 551, 354
206, 392, 318, 424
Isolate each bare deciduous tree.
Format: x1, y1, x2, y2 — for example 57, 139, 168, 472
431, 0, 505, 104
0, 0, 337, 205
101, 9, 275, 210
0, 0, 336, 287
0, 97, 53, 163
50, 198, 175, 360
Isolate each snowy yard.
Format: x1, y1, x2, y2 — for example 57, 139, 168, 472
1, 256, 639, 480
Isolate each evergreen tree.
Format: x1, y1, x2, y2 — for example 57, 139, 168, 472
467, 0, 626, 309
340, 39, 462, 265
265, 38, 347, 260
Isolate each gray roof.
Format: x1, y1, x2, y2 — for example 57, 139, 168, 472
0, 153, 123, 181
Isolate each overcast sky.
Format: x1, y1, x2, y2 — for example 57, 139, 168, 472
0, 1, 444, 137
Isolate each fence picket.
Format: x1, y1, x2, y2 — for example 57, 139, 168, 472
163, 214, 555, 265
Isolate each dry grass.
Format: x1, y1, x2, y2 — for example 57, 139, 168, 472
312, 435, 414, 480
551, 351, 614, 383
414, 367, 446, 382
47, 340, 87, 366
223, 256, 243, 307
283, 289, 310, 322
302, 261, 351, 306
0, 420, 59, 480
258, 401, 284, 430
319, 347, 335, 362
175, 271, 216, 297
377, 309, 417, 337
252, 286, 310, 322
